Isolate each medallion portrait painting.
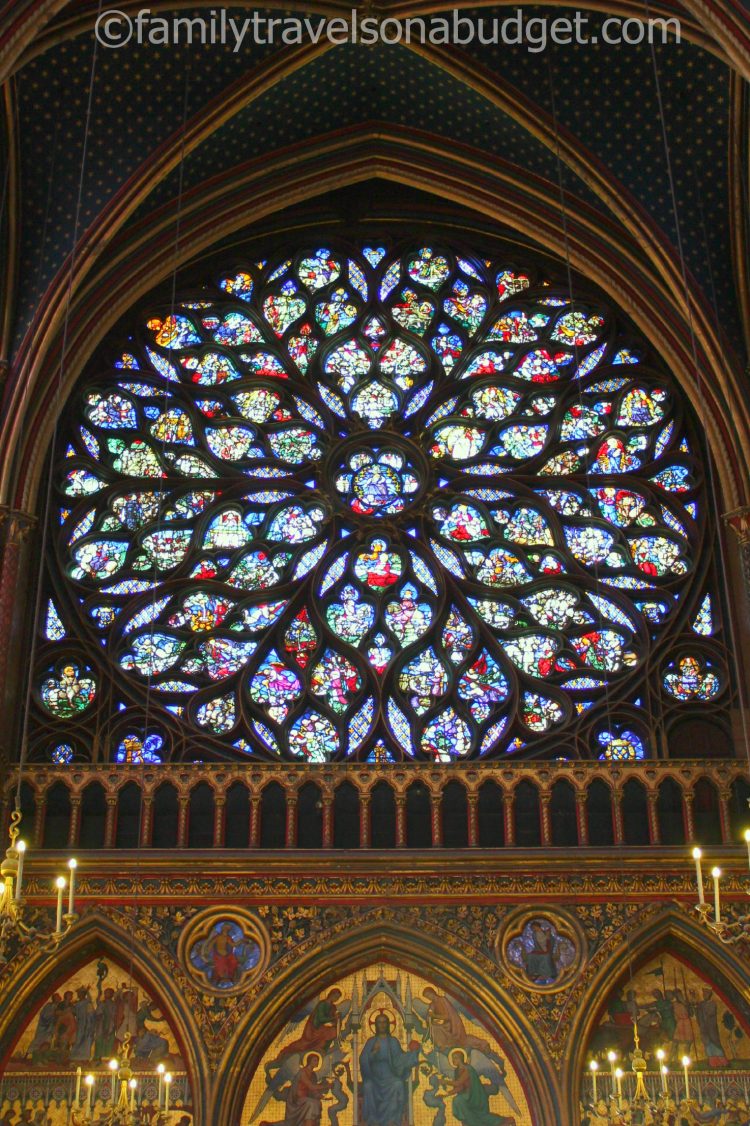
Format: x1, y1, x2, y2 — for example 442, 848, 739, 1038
240, 963, 531, 1126
0, 958, 192, 1124
500, 912, 580, 991
179, 908, 269, 993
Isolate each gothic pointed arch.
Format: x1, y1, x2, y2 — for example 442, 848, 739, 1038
212, 918, 561, 1125
0, 912, 206, 1123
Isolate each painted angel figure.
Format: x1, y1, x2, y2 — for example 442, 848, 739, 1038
412, 990, 519, 1117
251, 991, 352, 1125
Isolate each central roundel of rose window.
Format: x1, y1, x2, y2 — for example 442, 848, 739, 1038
54, 244, 702, 763
333, 440, 425, 517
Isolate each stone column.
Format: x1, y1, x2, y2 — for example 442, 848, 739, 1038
575, 791, 588, 846
430, 791, 442, 848
395, 795, 406, 848
539, 788, 552, 846
176, 796, 189, 848
683, 792, 695, 841
359, 792, 371, 849
0, 509, 37, 768
68, 795, 81, 848
718, 787, 733, 844
502, 793, 515, 847
322, 792, 333, 849
249, 794, 261, 848
139, 795, 153, 848
103, 796, 117, 848
285, 795, 297, 848
646, 790, 660, 845
612, 788, 624, 845
213, 796, 226, 848
467, 793, 479, 848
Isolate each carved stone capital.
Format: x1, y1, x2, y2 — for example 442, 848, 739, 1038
724, 506, 750, 546
0, 507, 37, 546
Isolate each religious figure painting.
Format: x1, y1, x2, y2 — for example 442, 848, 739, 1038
188, 919, 262, 990
241, 963, 532, 1126
590, 954, 750, 1067
0, 958, 192, 1126
179, 908, 269, 994
503, 915, 579, 990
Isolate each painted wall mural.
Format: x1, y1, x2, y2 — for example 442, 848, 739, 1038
583, 953, 750, 1122
240, 963, 532, 1126
0, 958, 192, 1124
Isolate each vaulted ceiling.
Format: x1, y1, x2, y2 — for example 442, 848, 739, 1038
0, 0, 748, 506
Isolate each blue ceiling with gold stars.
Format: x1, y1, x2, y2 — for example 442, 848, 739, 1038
8, 3, 743, 358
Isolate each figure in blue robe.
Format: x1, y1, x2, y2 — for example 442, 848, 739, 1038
360, 1014, 420, 1126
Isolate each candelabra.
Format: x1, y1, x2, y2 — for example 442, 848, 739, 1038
691, 843, 750, 947
0, 808, 79, 963
69, 1057, 175, 1124
587, 1032, 690, 1111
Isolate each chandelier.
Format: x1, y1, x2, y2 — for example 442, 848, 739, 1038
0, 807, 79, 963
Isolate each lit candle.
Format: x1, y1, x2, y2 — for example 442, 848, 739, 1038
656, 1050, 666, 1095
682, 1056, 690, 1102
661, 1065, 669, 1096
165, 1072, 172, 1114
67, 858, 77, 915
14, 842, 25, 900
85, 1074, 94, 1113
745, 829, 750, 871
55, 876, 66, 932
589, 1060, 598, 1102
692, 847, 705, 905
75, 1066, 82, 1106
615, 1067, 623, 1107
109, 1058, 119, 1107
607, 1050, 617, 1100
129, 1078, 137, 1112
157, 1062, 165, 1107
711, 867, 722, 923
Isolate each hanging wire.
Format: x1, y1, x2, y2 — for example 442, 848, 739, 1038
642, 0, 750, 778
15, 0, 106, 813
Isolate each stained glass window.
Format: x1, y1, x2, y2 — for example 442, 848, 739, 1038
31, 242, 731, 763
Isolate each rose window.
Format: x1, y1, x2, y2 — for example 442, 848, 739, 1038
34, 242, 726, 763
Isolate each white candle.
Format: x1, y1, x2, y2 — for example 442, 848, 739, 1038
157, 1062, 165, 1107
615, 1067, 623, 1106
109, 1059, 119, 1106
711, 867, 722, 923
692, 847, 705, 905
165, 1073, 172, 1113
661, 1065, 669, 1096
85, 1074, 94, 1113
656, 1050, 666, 1095
67, 859, 77, 915
607, 1051, 617, 1100
55, 876, 65, 932
682, 1056, 690, 1101
75, 1066, 82, 1105
589, 1060, 598, 1102
14, 842, 25, 900
129, 1078, 137, 1111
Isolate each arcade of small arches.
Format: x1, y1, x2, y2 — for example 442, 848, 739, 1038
7, 761, 750, 851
